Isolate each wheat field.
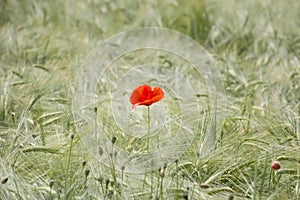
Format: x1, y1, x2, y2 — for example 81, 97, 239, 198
0, 0, 300, 199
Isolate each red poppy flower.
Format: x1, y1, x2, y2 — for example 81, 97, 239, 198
129, 85, 164, 109
271, 161, 281, 171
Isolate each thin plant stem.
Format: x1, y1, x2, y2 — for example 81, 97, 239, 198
141, 171, 147, 191
39, 121, 45, 146
111, 146, 116, 183
274, 173, 282, 188
49, 187, 52, 200
142, 106, 152, 194
268, 169, 272, 193
253, 161, 257, 200
49, 181, 54, 200
111, 136, 117, 197
65, 134, 74, 194
191, 185, 195, 200
259, 153, 268, 199
148, 106, 154, 196
176, 159, 179, 200
159, 176, 164, 199
11, 164, 21, 200
120, 166, 125, 197
121, 167, 124, 183
94, 107, 98, 142
156, 174, 160, 198
147, 106, 150, 153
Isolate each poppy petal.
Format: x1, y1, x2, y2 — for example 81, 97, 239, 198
129, 85, 164, 109
130, 85, 148, 105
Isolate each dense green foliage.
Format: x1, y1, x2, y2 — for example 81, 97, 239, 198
0, 0, 300, 199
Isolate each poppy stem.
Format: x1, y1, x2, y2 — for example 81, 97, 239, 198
147, 106, 154, 196
142, 106, 151, 193
147, 106, 150, 153
142, 106, 151, 192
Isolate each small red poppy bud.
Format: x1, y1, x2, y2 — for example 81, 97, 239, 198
271, 161, 281, 171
